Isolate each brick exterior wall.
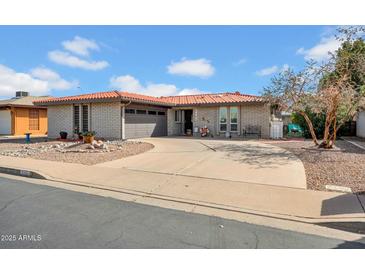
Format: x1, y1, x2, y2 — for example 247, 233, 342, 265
90, 102, 121, 139
357, 111, 365, 138
47, 102, 122, 139
168, 103, 270, 138
193, 106, 218, 136
241, 103, 270, 138
47, 105, 73, 138
167, 108, 182, 135
47, 102, 270, 139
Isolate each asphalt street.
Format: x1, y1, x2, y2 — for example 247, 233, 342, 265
0, 175, 364, 248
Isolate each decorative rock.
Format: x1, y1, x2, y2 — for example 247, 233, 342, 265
101, 144, 108, 150
86, 144, 95, 149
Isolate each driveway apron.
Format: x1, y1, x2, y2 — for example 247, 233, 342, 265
96, 137, 307, 189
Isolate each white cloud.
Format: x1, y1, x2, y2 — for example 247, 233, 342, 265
0, 64, 75, 98
296, 36, 341, 62
167, 58, 215, 78
48, 36, 108, 71
48, 50, 109, 71
110, 75, 143, 92
256, 65, 279, 76
256, 64, 290, 77
110, 74, 204, 97
178, 88, 204, 95
62, 36, 99, 56
144, 83, 178, 97
30, 67, 77, 90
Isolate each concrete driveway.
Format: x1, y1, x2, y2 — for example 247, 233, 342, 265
96, 137, 306, 189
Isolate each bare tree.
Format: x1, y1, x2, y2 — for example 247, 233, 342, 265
263, 26, 365, 148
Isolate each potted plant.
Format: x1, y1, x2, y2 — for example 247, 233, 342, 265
74, 127, 83, 140
77, 132, 83, 140
59, 131, 68, 140
82, 131, 96, 144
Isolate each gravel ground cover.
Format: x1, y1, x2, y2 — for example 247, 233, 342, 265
269, 139, 365, 193
0, 139, 154, 165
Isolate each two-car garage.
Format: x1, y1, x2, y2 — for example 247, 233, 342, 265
124, 104, 168, 139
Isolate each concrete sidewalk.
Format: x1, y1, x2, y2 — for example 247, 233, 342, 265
0, 155, 364, 224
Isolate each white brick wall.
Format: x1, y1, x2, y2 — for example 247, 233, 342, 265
48, 102, 270, 139
167, 108, 182, 135
168, 103, 270, 138
357, 111, 365, 138
47, 105, 73, 138
241, 104, 270, 138
193, 106, 218, 136
90, 102, 121, 139
47, 102, 122, 139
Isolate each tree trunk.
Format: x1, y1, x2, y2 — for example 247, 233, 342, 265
322, 113, 331, 147
299, 111, 318, 145
320, 111, 336, 149
330, 117, 337, 148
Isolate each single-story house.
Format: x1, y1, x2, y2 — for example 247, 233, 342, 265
0, 91, 50, 136
34, 90, 271, 139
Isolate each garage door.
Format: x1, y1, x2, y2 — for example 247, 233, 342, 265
0, 110, 12, 135
125, 108, 167, 139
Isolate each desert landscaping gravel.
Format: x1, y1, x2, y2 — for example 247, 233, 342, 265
272, 139, 365, 193
0, 139, 154, 165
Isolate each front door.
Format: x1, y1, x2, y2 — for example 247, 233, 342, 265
184, 109, 193, 134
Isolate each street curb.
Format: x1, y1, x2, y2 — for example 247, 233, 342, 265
0, 166, 47, 180
1, 165, 365, 225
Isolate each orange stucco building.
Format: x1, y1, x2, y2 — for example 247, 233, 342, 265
0, 92, 50, 136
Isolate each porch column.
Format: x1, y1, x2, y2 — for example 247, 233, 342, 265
121, 105, 125, 140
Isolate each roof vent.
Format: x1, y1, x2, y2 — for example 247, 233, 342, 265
15, 91, 29, 98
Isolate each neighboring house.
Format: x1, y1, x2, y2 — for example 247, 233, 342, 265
357, 111, 365, 138
34, 90, 270, 139
0, 91, 50, 136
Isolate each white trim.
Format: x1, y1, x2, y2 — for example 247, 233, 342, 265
229, 106, 238, 132
218, 106, 228, 132
121, 105, 125, 139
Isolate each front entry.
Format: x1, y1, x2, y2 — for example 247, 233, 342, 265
184, 109, 193, 134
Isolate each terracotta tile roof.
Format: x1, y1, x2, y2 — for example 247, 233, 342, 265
118, 91, 174, 105
34, 90, 174, 105
34, 91, 121, 104
34, 90, 263, 106
160, 92, 263, 105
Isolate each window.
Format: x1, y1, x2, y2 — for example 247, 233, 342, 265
230, 107, 238, 132
82, 105, 89, 132
125, 109, 135, 114
158, 111, 165, 116
136, 109, 147, 115
148, 110, 157, 115
174, 110, 181, 121
73, 105, 80, 133
29, 109, 39, 130
219, 107, 228, 132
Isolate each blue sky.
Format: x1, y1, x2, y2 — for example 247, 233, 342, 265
0, 26, 340, 99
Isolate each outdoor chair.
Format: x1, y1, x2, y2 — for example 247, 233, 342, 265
243, 125, 261, 139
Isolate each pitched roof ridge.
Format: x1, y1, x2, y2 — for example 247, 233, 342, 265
160, 91, 260, 98
118, 90, 162, 99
